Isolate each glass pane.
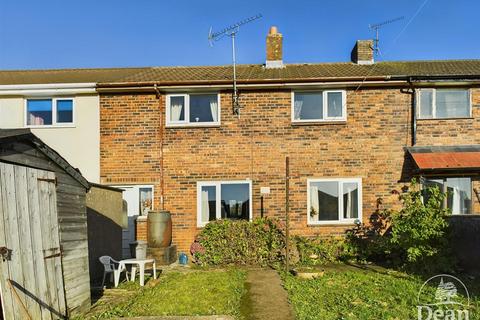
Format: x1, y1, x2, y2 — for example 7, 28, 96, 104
27, 99, 52, 125
201, 186, 216, 223
436, 90, 469, 118
327, 92, 343, 118
139, 187, 153, 216
422, 179, 444, 205
190, 94, 217, 123
294, 92, 323, 120
310, 181, 338, 221
343, 182, 358, 219
170, 96, 185, 122
445, 178, 471, 215
56, 100, 73, 123
221, 183, 249, 220
419, 90, 433, 118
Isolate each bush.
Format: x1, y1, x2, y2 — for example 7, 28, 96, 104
347, 179, 454, 272
190, 218, 287, 266
293, 236, 352, 265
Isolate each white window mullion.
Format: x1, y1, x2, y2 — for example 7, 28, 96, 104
432, 89, 437, 118
185, 94, 190, 124
338, 182, 344, 222
216, 183, 221, 220
52, 98, 57, 125
322, 92, 327, 121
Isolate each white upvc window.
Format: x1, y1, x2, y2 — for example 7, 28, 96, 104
307, 178, 362, 225
417, 88, 471, 119
166, 93, 220, 127
292, 90, 346, 123
25, 98, 75, 127
197, 180, 252, 227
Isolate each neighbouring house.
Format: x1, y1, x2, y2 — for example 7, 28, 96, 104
1, 26, 480, 259
0, 129, 91, 318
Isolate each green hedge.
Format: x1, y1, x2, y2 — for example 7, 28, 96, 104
190, 218, 286, 266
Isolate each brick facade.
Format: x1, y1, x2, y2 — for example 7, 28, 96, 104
99, 87, 480, 253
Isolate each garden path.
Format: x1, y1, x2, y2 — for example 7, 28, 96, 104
243, 269, 294, 320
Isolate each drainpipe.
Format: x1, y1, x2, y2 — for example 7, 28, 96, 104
154, 84, 165, 210
408, 77, 417, 146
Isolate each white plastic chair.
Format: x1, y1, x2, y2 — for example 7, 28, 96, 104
99, 256, 129, 288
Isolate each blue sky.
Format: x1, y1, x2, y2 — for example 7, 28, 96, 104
0, 0, 478, 70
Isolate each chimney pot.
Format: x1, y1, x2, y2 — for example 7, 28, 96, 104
266, 26, 284, 68
269, 26, 278, 35
351, 40, 374, 65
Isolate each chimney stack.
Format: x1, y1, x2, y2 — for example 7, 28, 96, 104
351, 40, 374, 65
266, 26, 284, 68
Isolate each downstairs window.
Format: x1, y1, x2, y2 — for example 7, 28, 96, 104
197, 180, 251, 227
422, 177, 472, 215
308, 178, 362, 225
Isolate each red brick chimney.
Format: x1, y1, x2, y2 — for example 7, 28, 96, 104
351, 40, 374, 65
266, 26, 284, 68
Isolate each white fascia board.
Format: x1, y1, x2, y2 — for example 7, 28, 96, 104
0, 83, 97, 96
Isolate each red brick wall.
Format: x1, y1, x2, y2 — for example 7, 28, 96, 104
100, 87, 480, 253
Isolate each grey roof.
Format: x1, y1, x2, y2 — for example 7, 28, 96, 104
0, 60, 479, 86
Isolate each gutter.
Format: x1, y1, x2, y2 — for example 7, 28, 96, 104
0, 83, 97, 96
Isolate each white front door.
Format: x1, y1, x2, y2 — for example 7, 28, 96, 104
116, 185, 154, 258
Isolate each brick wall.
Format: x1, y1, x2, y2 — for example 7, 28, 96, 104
100, 87, 480, 253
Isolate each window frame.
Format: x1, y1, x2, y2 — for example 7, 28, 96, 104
24, 97, 75, 128
166, 93, 221, 127
196, 180, 252, 227
291, 90, 347, 123
417, 88, 472, 120
421, 176, 473, 215
307, 177, 362, 225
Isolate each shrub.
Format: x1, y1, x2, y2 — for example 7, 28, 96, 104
191, 218, 287, 266
347, 179, 454, 272
293, 236, 352, 265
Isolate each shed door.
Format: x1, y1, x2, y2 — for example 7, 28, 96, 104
0, 162, 67, 320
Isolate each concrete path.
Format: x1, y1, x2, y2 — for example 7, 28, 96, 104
244, 269, 295, 320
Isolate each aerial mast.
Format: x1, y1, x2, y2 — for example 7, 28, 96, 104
208, 14, 262, 116
369, 16, 404, 56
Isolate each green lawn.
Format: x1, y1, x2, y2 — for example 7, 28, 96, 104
89, 269, 247, 319
283, 265, 480, 320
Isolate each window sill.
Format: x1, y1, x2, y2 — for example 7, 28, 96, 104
25, 124, 76, 129
417, 117, 474, 121
166, 123, 221, 129
307, 221, 358, 227
292, 120, 347, 126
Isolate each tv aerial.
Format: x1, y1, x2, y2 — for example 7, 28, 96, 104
208, 14, 262, 116
369, 16, 404, 56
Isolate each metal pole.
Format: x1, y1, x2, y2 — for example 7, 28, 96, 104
231, 32, 239, 116
285, 156, 290, 272
260, 196, 264, 218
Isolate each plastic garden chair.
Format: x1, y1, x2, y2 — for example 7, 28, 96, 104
99, 256, 129, 288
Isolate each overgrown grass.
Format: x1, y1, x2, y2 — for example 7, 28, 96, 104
283, 265, 480, 320
89, 269, 247, 319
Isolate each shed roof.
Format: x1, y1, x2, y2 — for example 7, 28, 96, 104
0, 129, 90, 188
0, 60, 479, 86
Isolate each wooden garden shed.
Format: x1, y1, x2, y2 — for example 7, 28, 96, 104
0, 129, 91, 319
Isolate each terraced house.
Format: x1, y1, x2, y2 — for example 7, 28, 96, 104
1, 27, 480, 253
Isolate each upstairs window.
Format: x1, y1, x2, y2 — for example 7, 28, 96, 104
422, 177, 472, 215
167, 93, 220, 126
292, 90, 346, 123
418, 89, 471, 119
308, 178, 362, 225
197, 180, 251, 227
25, 98, 74, 127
